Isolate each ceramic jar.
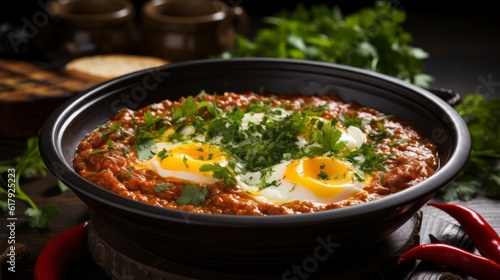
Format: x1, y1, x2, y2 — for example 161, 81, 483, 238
43, 0, 139, 64
140, 0, 249, 62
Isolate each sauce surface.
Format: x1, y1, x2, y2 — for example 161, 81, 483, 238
73, 91, 439, 215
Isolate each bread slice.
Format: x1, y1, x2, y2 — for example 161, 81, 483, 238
64, 54, 169, 83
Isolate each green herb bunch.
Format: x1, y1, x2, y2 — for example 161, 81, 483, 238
146, 94, 393, 205
438, 94, 500, 201
222, 1, 433, 88
0, 137, 60, 228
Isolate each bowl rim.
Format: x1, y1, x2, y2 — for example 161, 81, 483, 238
39, 57, 471, 227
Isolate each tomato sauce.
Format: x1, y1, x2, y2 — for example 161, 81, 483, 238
72, 92, 439, 215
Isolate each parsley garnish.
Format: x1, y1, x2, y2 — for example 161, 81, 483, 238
228, 111, 309, 172
177, 184, 208, 206
199, 163, 237, 186
133, 110, 165, 160
368, 122, 392, 142
388, 139, 407, 147
132, 93, 391, 195
437, 94, 500, 201
107, 139, 117, 151
345, 144, 387, 174
157, 148, 168, 160
309, 121, 347, 157
317, 171, 331, 180
172, 96, 213, 121
134, 138, 156, 161
339, 113, 367, 131
154, 183, 171, 193
122, 147, 130, 157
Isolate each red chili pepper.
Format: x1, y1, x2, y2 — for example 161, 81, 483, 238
398, 243, 500, 280
427, 202, 500, 264
34, 220, 89, 280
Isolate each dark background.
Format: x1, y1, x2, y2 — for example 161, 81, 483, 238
1, 0, 499, 98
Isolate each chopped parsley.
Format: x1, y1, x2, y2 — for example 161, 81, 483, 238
317, 171, 331, 180
199, 163, 237, 186
133, 110, 165, 160
344, 144, 387, 174
154, 183, 172, 193
309, 121, 347, 157
127, 93, 393, 206
339, 112, 367, 131
368, 122, 392, 142
176, 184, 208, 206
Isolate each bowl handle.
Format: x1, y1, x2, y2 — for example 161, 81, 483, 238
428, 88, 462, 107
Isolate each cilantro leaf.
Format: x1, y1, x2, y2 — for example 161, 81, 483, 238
133, 138, 156, 161
438, 93, 500, 201
339, 113, 366, 131
132, 110, 166, 160
154, 183, 171, 193
24, 203, 59, 229
0, 136, 59, 228
176, 185, 208, 206
345, 144, 386, 174
309, 122, 346, 156
485, 172, 500, 198
200, 163, 237, 186
220, 1, 432, 88
438, 178, 481, 202
157, 148, 168, 160
172, 96, 213, 121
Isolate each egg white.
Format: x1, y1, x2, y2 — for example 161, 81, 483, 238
236, 159, 366, 205
137, 110, 369, 205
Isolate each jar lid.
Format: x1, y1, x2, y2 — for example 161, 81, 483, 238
142, 0, 226, 26
49, 0, 135, 26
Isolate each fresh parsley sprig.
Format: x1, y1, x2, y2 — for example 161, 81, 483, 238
199, 163, 237, 187
151, 94, 393, 206
0, 136, 59, 228
133, 110, 165, 160
176, 184, 208, 206
220, 1, 433, 88
438, 94, 500, 201
309, 121, 347, 157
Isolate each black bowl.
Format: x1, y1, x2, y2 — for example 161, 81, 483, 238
39, 58, 470, 274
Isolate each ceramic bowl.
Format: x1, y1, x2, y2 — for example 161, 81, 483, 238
39, 58, 470, 274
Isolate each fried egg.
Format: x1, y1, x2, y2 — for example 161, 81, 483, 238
237, 156, 369, 205
136, 111, 369, 205
138, 142, 228, 185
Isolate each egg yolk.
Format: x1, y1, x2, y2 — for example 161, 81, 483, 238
285, 157, 359, 199
158, 143, 227, 179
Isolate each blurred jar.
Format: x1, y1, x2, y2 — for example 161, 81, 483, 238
41, 0, 139, 67
140, 0, 249, 62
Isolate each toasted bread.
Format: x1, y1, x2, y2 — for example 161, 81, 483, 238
63, 54, 169, 83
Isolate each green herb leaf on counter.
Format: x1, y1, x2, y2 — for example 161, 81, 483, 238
0, 136, 61, 228
438, 94, 500, 201
221, 1, 433, 88
24, 203, 59, 229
